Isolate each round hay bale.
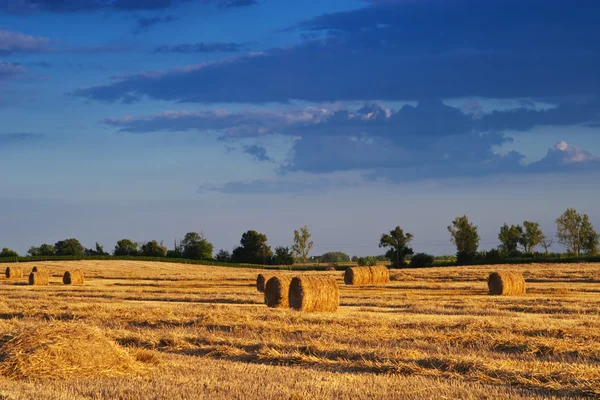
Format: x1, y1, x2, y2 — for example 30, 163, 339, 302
289, 276, 339, 312
256, 273, 272, 292
0, 321, 141, 380
29, 271, 49, 286
343, 266, 371, 285
264, 276, 293, 308
5, 266, 23, 280
32, 266, 49, 275
326, 266, 337, 271
63, 270, 84, 285
369, 265, 390, 284
488, 271, 526, 296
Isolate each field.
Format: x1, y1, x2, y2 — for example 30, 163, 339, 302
0, 260, 599, 399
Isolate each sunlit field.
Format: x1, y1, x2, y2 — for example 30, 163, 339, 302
0, 260, 599, 399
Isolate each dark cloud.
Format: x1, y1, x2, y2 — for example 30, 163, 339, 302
102, 98, 600, 180
103, 99, 600, 142
242, 144, 272, 162
72, 0, 600, 104
0, 29, 49, 56
153, 42, 246, 53
133, 15, 178, 35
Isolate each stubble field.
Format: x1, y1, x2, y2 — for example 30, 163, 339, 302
0, 260, 599, 399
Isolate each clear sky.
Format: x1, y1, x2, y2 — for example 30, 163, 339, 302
1, 0, 600, 256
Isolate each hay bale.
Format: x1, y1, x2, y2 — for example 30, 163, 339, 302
488, 271, 526, 296
63, 270, 84, 285
369, 265, 390, 284
264, 276, 293, 308
289, 276, 339, 312
5, 266, 23, 280
0, 321, 141, 379
32, 266, 49, 275
256, 273, 273, 292
29, 271, 49, 286
344, 266, 371, 285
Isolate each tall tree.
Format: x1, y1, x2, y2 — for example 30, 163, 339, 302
54, 238, 84, 256
0, 248, 19, 257
27, 246, 40, 256
231, 230, 272, 264
581, 215, 599, 255
540, 234, 554, 255
379, 226, 414, 267
519, 221, 544, 254
498, 223, 522, 254
39, 243, 56, 256
114, 239, 138, 256
181, 232, 213, 260
556, 208, 599, 257
448, 216, 480, 264
274, 246, 294, 265
140, 240, 167, 257
291, 225, 313, 263
215, 249, 231, 262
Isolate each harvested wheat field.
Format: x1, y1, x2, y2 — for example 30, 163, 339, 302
1, 260, 600, 399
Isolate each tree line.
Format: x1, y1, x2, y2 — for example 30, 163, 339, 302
1, 208, 597, 267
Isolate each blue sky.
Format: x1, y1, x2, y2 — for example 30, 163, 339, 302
1, 0, 600, 256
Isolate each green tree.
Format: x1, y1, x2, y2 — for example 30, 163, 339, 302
320, 252, 350, 263
86, 242, 107, 256
274, 246, 294, 265
54, 238, 84, 256
581, 215, 599, 255
556, 209, 599, 257
519, 221, 544, 254
181, 232, 214, 260
498, 223, 522, 254
114, 239, 138, 256
27, 246, 40, 256
167, 239, 183, 258
540, 234, 554, 255
448, 216, 480, 264
215, 249, 231, 262
0, 248, 19, 257
291, 225, 313, 263
379, 226, 414, 267
140, 240, 167, 257
411, 253, 434, 268
39, 244, 56, 256
231, 230, 272, 264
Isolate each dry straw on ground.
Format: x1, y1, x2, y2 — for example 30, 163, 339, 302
344, 267, 371, 285
31, 266, 49, 275
369, 266, 390, 284
256, 273, 272, 292
289, 276, 339, 312
29, 271, 49, 286
63, 270, 85, 285
264, 276, 293, 308
5, 266, 23, 279
488, 271, 526, 295
0, 321, 141, 380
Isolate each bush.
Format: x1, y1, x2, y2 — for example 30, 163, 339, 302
357, 256, 377, 267
0, 248, 19, 257
410, 253, 434, 268
456, 251, 477, 265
